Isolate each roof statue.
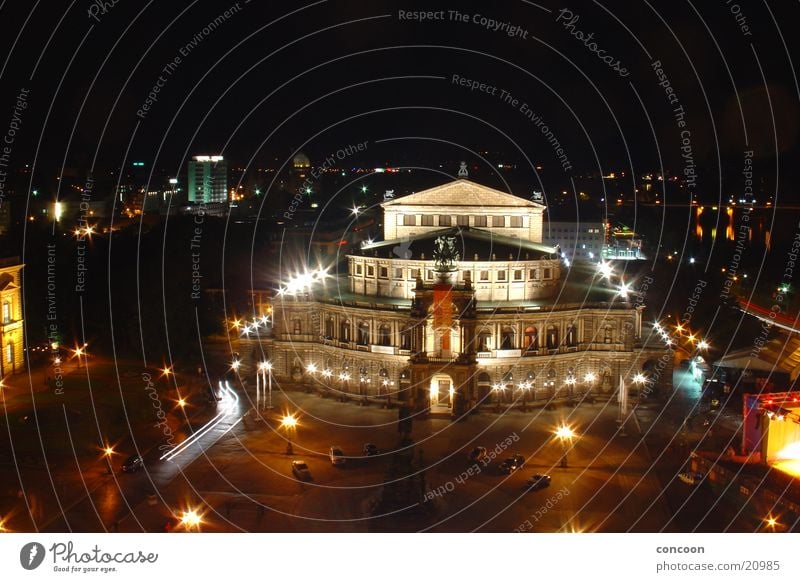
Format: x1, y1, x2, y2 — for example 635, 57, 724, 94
458, 161, 469, 178
433, 235, 460, 273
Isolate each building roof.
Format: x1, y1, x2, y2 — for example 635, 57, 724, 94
358, 226, 558, 260
381, 179, 544, 209
713, 333, 800, 378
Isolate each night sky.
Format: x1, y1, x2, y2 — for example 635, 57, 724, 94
0, 0, 798, 188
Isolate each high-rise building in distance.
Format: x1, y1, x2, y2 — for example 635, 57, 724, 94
187, 155, 228, 204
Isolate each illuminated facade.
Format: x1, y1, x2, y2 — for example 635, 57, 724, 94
259, 179, 670, 414
187, 155, 228, 204
0, 257, 24, 377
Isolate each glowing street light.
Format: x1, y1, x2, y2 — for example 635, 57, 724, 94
597, 260, 614, 280
281, 413, 298, 455
617, 280, 631, 299
697, 340, 710, 350
73, 345, 86, 368
583, 372, 597, 384
180, 509, 202, 530
633, 373, 647, 385
257, 361, 273, 410
555, 425, 576, 468
102, 445, 115, 474
305, 363, 317, 374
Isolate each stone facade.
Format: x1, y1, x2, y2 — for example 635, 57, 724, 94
256, 178, 671, 414
0, 258, 24, 377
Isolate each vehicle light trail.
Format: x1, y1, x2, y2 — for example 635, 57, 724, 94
160, 381, 240, 462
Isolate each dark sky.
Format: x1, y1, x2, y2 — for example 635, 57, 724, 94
1, 0, 798, 187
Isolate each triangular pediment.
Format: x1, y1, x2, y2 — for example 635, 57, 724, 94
382, 179, 544, 209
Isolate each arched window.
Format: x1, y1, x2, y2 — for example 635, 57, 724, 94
546, 325, 559, 349
604, 325, 613, 344
565, 324, 577, 346
526, 370, 536, 382
500, 326, 516, 350
400, 325, 412, 350
357, 322, 370, 345
478, 329, 492, 351
325, 318, 334, 339
378, 324, 391, 346
292, 318, 302, 335
340, 320, 351, 342
524, 326, 538, 351
2, 300, 10, 323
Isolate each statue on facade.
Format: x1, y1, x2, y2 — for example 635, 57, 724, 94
433, 236, 460, 273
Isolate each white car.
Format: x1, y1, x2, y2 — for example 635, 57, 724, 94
329, 446, 346, 466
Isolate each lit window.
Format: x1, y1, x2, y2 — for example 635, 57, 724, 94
514, 270, 523, 281
497, 270, 506, 281
492, 216, 505, 227
438, 215, 451, 226
403, 215, 416, 226
480, 270, 489, 281
474, 216, 487, 227
510, 216, 523, 228
421, 215, 434, 226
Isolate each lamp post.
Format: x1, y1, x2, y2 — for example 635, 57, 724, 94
281, 414, 297, 455
555, 425, 575, 468
305, 362, 317, 394
74, 345, 86, 369
102, 445, 115, 475
492, 383, 504, 413
257, 361, 273, 410
180, 508, 202, 531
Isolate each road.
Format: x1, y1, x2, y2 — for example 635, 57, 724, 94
0, 366, 765, 532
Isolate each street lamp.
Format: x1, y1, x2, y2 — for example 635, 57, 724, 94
102, 445, 115, 474
555, 425, 576, 468
180, 509, 202, 531
281, 414, 298, 455
492, 383, 505, 412
257, 361, 273, 410
73, 345, 86, 369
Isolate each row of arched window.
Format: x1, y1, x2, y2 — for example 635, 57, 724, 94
318, 318, 412, 349
295, 316, 615, 351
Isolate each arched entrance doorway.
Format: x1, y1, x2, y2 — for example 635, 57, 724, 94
429, 373, 454, 412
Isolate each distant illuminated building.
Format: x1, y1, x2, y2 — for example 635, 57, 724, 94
544, 220, 605, 262
188, 155, 228, 204
0, 257, 24, 377
254, 177, 670, 416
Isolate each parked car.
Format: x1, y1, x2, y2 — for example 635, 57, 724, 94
678, 472, 704, 485
498, 455, 525, 474
525, 474, 552, 490
363, 443, 379, 456
329, 446, 346, 466
467, 446, 487, 462
121, 454, 144, 473
292, 460, 312, 480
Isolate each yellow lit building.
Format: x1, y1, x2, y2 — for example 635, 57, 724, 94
0, 257, 24, 377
